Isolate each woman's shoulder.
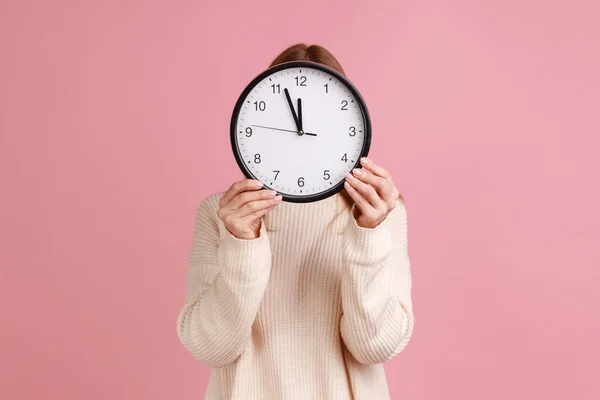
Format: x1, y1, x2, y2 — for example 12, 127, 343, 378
194, 191, 227, 220
199, 191, 226, 207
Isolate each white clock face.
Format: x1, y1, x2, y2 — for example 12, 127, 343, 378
231, 62, 370, 202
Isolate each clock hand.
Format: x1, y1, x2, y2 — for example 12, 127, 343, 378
251, 124, 317, 136
283, 88, 302, 133
297, 98, 303, 132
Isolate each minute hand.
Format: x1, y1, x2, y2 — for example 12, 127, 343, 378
284, 88, 301, 133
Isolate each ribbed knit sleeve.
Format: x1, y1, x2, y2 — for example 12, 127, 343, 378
340, 198, 414, 364
176, 194, 272, 368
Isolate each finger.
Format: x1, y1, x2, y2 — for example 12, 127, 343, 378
345, 172, 385, 209
245, 200, 279, 220
344, 180, 375, 214
220, 179, 264, 207
360, 157, 390, 179
228, 189, 278, 211
231, 196, 282, 219
352, 168, 398, 206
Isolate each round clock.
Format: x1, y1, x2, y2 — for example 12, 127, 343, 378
230, 61, 371, 203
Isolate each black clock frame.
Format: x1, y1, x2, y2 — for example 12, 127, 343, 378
230, 61, 372, 203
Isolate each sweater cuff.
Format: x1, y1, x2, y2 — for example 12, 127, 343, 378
344, 204, 393, 266
218, 220, 272, 282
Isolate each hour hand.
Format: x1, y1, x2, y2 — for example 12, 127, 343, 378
297, 98, 303, 132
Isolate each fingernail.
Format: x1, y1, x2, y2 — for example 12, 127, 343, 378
268, 190, 277, 196
274, 195, 282, 202
344, 181, 351, 188
353, 168, 362, 175
361, 157, 369, 165
255, 181, 264, 188
346, 173, 353, 180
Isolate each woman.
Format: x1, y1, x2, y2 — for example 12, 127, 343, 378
177, 44, 414, 400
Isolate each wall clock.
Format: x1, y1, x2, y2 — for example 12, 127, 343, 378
230, 61, 371, 203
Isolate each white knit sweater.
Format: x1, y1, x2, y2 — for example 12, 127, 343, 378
177, 191, 414, 399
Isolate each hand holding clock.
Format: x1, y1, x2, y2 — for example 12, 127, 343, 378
344, 157, 400, 229
217, 179, 282, 240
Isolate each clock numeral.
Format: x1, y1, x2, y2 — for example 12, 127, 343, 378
295, 76, 307, 86
324, 83, 328, 93
254, 153, 262, 163
245, 127, 252, 137
341, 153, 348, 163
349, 126, 356, 136
323, 170, 331, 180
271, 84, 280, 94
273, 170, 280, 180
254, 101, 266, 111
297, 177, 305, 187
341, 100, 348, 111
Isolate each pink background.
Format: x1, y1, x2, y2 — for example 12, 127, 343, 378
1, 0, 599, 399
